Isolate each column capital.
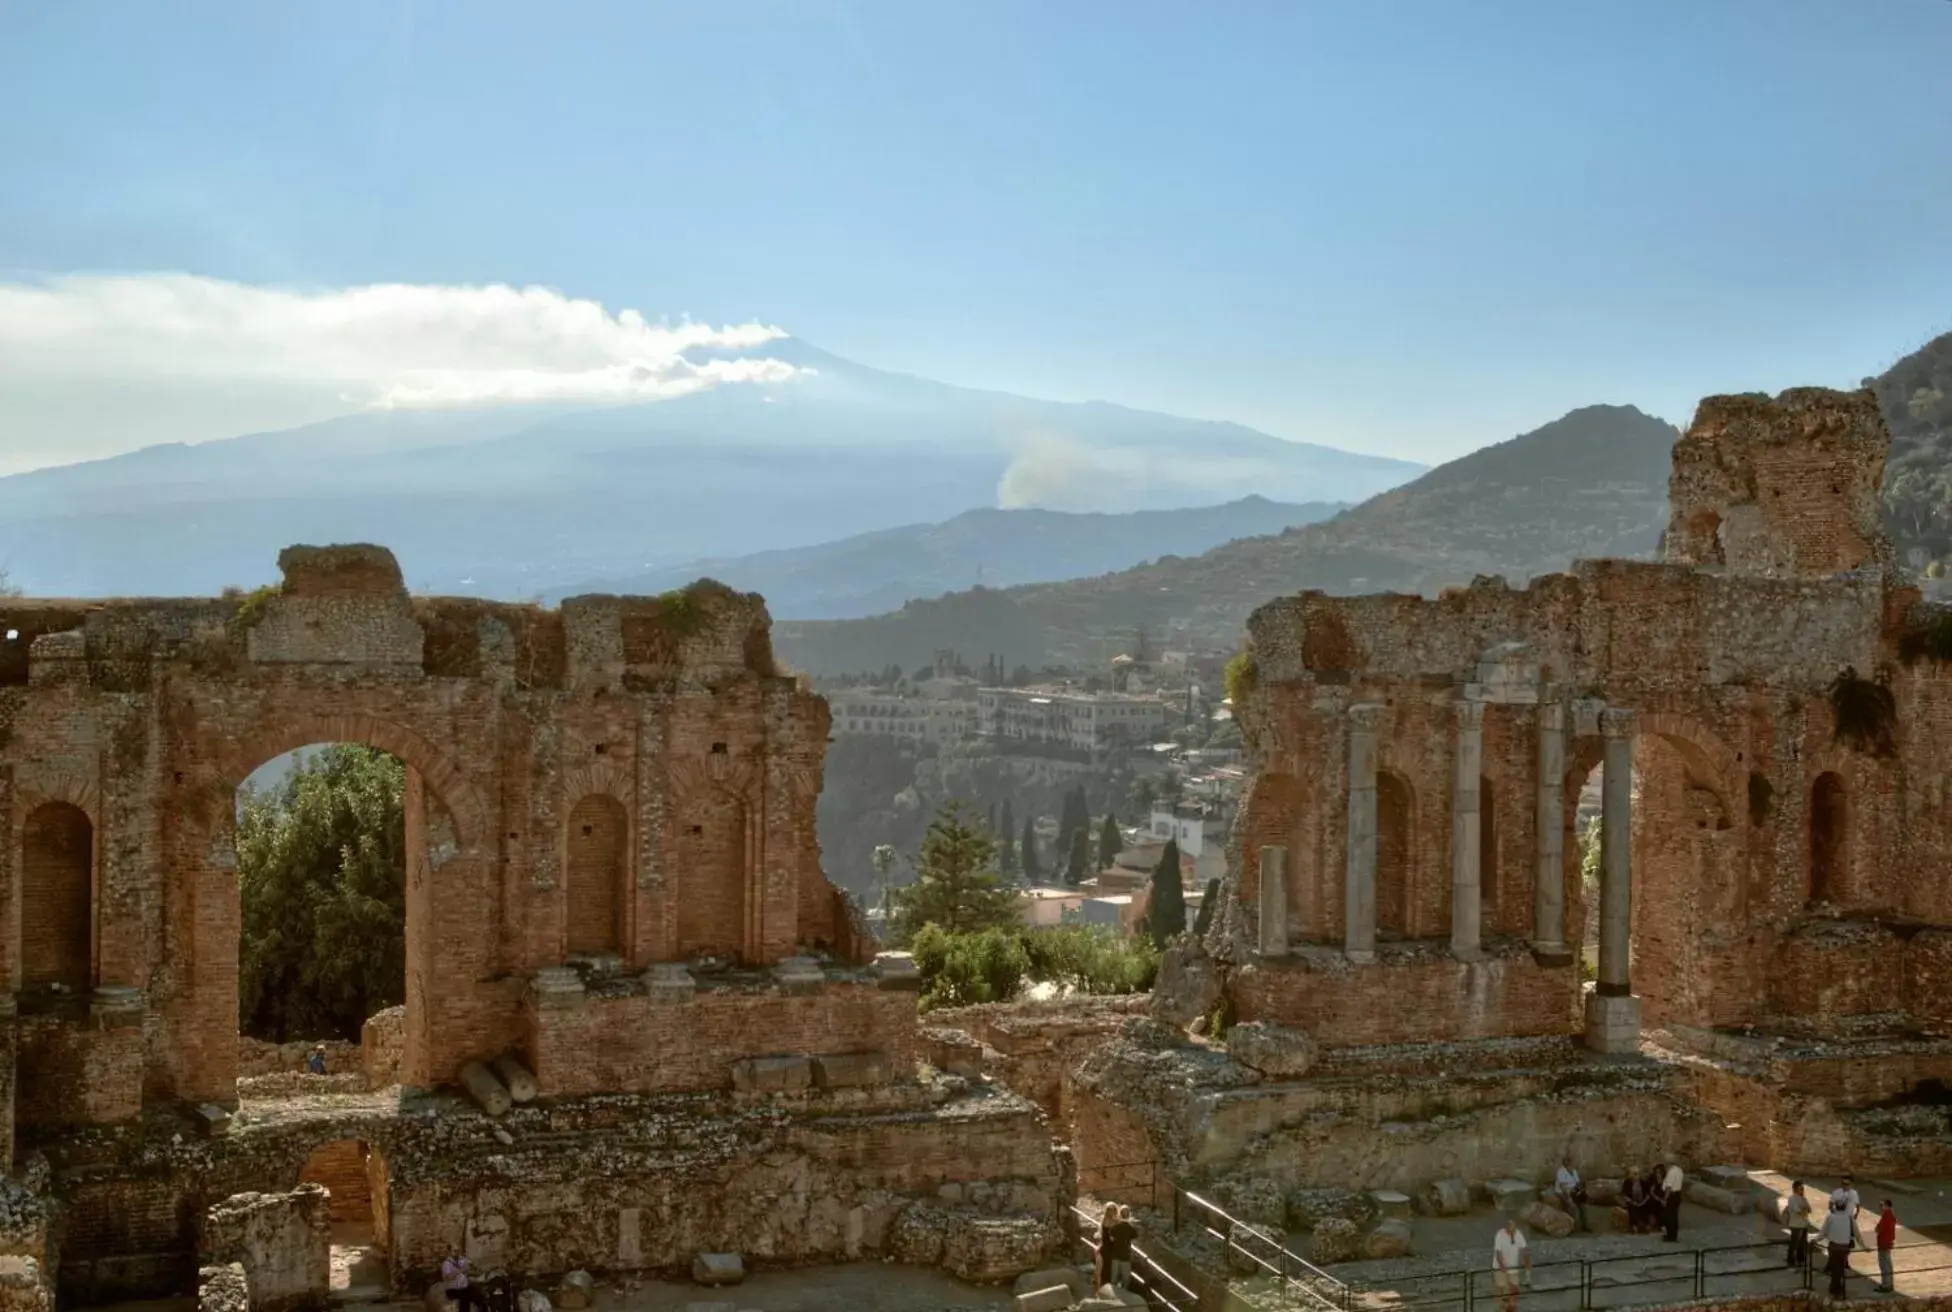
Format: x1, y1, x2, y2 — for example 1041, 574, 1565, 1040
1454, 698, 1486, 731
1600, 707, 1638, 740
1348, 702, 1386, 733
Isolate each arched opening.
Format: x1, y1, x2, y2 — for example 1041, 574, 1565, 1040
565, 794, 627, 957
236, 744, 427, 1061
1810, 772, 1848, 904
676, 796, 749, 962
1563, 752, 1606, 983
21, 802, 93, 992
298, 1138, 386, 1297
1479, 774, 1499, 916
1376, 771, 1412, 940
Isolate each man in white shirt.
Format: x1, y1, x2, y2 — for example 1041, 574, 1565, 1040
1493, 1218, 1531, 1312
1661, 1163, 1685, 1242
1553, 1157, 1589, 1233
1831, 1176, 1864, 1250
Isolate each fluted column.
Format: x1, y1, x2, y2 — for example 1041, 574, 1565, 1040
1533, 696, 1570, 963
1344, 704, 1384, 963
1585, 707, 1642, 1054
1450, 699, 1485, 959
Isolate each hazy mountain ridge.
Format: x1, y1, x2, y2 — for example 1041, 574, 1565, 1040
0, 338, 1421, 598
546, 495, 1345, 620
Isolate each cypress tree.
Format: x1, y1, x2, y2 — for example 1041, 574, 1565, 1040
998, 799, 1018, 877
1097, 813, 1123, 873
1020, 815, 1041, 884
1065, 825, 1090, 886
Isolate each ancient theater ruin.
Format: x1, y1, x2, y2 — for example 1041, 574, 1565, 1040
0, 551, 1066, 1307
1075, 387, 1952, 1228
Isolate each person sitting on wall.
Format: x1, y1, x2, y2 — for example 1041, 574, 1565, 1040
1553, 1156, 1589, 1233
442, 1254, 482, 1312
307, 1044, 327, 1075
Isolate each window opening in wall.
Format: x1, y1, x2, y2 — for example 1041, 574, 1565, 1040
298, 1138, 387, 1293
1568, 759, 1606, 984
237, 743, 410, 1051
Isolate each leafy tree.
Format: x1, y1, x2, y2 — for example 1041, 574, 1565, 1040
1065, 825, 1090, 886
998, 799, 1017, 877
889, 804, 1020, 942
1020, 814, 1041, 884
237, 744, 406, 1042
911, 924, 1029, 1009
1097, 813, 1123, 873
1148, 839, 1187, 947
1579, 815, 1602, 892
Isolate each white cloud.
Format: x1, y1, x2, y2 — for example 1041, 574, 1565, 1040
0, 273, 800, 470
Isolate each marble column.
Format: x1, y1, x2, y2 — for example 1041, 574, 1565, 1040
1533, 697, 1571, 963
1258, 846, 1288, 957
1344, 704, 1384, 963
1450, 699, 1485, 960
1585, 707, 1642, 1054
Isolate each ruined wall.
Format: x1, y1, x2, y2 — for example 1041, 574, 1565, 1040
0, 544, 869, 1124
198, 1186, 330, 1312
922, 996, 1149, 1133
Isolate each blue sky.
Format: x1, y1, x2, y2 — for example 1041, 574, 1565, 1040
2, 0, 1949, 470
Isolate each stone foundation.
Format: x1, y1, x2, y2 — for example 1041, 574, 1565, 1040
199, 1186, 331, 1312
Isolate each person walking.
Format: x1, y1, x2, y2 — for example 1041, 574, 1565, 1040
1783, 1181, 1814, 1269
1823, 1201, 1854, 1298
1102, 1204, 1139, 1291
1493, 1217, 1531, 1312
1874, 1200, 1898, 1294
1554, 1156, 1589, 1233
1660, 1162, 1685, 1243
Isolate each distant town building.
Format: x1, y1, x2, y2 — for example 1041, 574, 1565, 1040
976, 686, 1171, 758
826, 689, 978, 744
1149, 800, 1231, 884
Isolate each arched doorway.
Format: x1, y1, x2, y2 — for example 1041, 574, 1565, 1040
21, 802, 94, 992
565, 794, 627, 956
298, 1138, 386, 1298
1376, 771, 1413, 940
1810, 772, 1848, 904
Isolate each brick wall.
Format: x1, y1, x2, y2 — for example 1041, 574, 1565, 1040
14, 1014, 143, 1130
297, 1139, 374, 1224
525, 982, 919, 1097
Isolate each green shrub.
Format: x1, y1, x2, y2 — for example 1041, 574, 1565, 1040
913, 924, 1029, 1011
1225, 649, 1258, 705
910, 923, 1158, 1011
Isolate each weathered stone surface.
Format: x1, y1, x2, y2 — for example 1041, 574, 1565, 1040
555, 1270, 592, 1309
888, 1205, 951, 1267
1700, 1165, 1753, 1193
1517, 1201, 1573, 1239
1585, 1178, 1623, 1207
1225, 1022, 1318, 1079
1424, 1180, 1472, 1217
941, 1214, 1062, 1282
691, 1253, 745, 1286
1361, 1218, 1415, 1259
813, 1051, 892, 1090
1286, 1187, 1376, 1232
199, 1186, 330, 1312
1489, 1180, 1537, 1214
1013, 1287, 1072, 1312
1014, 1266, 1088, 1299
1212, 1175, 1286, 1230
1683, 1181, 1746, 1216
516, 1290, 551, 1312
729, 1056, 812, 1094
1370, 1190, 1412, 1220
197, 1263, 249, 1312
492, 1056, 539, 1105
460, 1062, 513, 1117
1309, 1217, 1360, 1265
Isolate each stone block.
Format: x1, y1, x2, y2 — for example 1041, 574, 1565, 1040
1226, 1022, 1317, 1079
1520, 1201, 1574, 1239
1362, 1219, 1415, 1259
1700, 1165, 1753, 1193
873, 952, 923, 991
459, 1061, 513, 1117
773, 956, 826, 995
1309, 1217, 1360, 1265
1424, 1179, 1472, 1217
730, 1055, 812, 1094
1489, 1179, 1536, 1214
1014, 1266, 1088, 1299
529, 967, 587, 1008
813, 1050, 892, 1089
692, 1253, 744, 1286
943, 1214, 1062, 1282
198, 1263, 249, 1312
1586, 1178, 1623, 1207
556, 1271, 592, 1310
889, 1205, 951, 1266
199, 1186, 330, 1312
195, 1104, 233, 1137
516, 1291, 551, 1312
643, 963, 696, 1005
1583, 992, 1642, 1055
1014, 1286, 1074, 1312
1370, 1190, 1413, 1220
1683, 1180, 1746, 1216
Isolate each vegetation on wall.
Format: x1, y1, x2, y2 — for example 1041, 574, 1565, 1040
1898, 606, 1952, 665
1225, 649, 1258, 706
1828, 666, 1898, 758
226, 583, 280, 640
238, 744, 406, 1042
909, 923, 1159, 1012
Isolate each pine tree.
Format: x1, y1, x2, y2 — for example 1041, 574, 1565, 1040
998, 800, 1018, 877
1065, 826, 1090, 886
1149, 839, 1187, 947
1097, 813, 1123, 873
889, 804, 1021, 942
1020, 814, 1041, 884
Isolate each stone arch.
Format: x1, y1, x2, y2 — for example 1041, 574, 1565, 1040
1375, 769, 1414, 940
225, 713, 488, 852
564, 794, 628, 956
20, 802, 94, 990
1809, 772, 1848, 905
1635, 711, 1741, 820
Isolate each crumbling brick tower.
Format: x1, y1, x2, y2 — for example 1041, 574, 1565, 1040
1661, 387, 1896, 577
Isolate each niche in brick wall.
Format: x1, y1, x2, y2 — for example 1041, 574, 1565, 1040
675, 794, 748, 962
1376, 771, 1412, 940
1810, 772, 1848, 905
21, 802, 92, 990
565, 794, 627, 956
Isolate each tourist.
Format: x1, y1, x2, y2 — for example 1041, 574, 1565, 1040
1874, 1200, 1897, 1294
1783, 1181, 1813, 1268
1102, 1204, 1139, 1291
1093, 1202, 1117, 1291
307, 1044, 327, 1075
1553, 1156, 1589, 1232
1623, 1168, 1655, 1235
442, 1254, 481, 1312
1823, 1200, 1854, 1297
1659, 1161, 1684, 1243
1833, 1175, 1865, 1251
1492, 1217, 1531, 1312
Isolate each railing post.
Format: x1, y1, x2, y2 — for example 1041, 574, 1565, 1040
1579, 1259, 1591, 1312
1463, 1268, 1474, 1312
1692, 1248, 1704, 1300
